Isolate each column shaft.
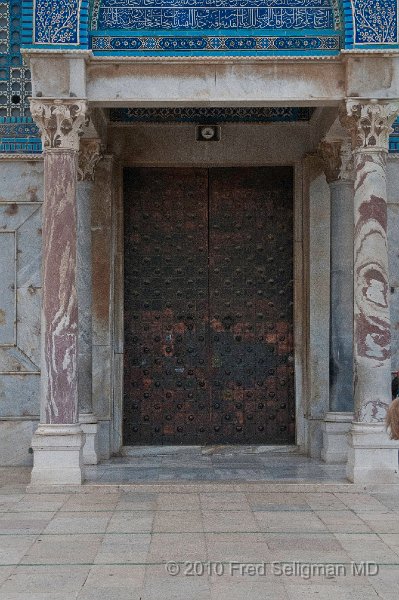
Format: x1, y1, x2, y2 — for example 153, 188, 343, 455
41, 150, 79, 424
29, 99, 88, 486
353, 150, 391, 420
342, 100, 399, 483
330, 179, 354, 412
319, 139, 354, 464
77, 179, 93, 416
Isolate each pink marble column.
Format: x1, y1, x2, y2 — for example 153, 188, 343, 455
29, 99, 89, 485
343, 100, 399, 482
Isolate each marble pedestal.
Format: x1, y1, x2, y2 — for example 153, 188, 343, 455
30, 424, 85, 486
79, 413, 99, 465
321, 412, 353, 464
346, 423, 399, 483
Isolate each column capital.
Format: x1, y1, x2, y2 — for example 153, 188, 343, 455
78, 138, 103, 182
319, 139, 354, 184
30, 98, 89, 151
341, 100, 399, 153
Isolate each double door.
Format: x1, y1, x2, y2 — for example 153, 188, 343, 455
123, 167, 295, 445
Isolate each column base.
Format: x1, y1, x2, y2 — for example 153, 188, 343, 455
346, 422, 399, 483
322, 412, 353, 464
79, 413, 99, 465
30, 424, 85, 486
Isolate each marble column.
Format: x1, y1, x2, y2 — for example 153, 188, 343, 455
319, 139, 354, 463
29, 99, 88, 485
343, 100, 399, 483
77, 140, 103, 465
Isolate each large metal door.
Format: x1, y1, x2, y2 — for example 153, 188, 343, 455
123, 167, 295, 445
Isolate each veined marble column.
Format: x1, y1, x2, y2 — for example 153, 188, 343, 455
343, 100, 399, 483
77, 140, 103, 465
319, 139, 354, 463
29, 99, 89, 485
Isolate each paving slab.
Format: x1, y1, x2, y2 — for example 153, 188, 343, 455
0, 454, 398, 599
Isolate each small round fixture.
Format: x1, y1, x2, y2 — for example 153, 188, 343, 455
196, 124, 220, 141
200, 126, 216, 140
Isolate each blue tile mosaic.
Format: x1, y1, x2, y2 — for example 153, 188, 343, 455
89, 0, 344, 54
0, 2, 40, 153
95, 0, 337, 31
0, 1, 31, 118
34, 0, 80, 44
353, 0, 398, 46
23, 1, 399, 53
93, 34, 340, 51
0, 116, 41, 154
390, 118, 399, 153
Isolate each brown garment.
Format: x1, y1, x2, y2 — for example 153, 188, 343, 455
386, 398, 399, 440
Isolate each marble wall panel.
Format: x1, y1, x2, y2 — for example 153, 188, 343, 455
92, 345, 112, 420
0, 421, 37, 466
91, 157, 115, 456
0, 161, 43, 428
97, 420, 111, 460
92, 158, 113, 347
0, 162, 43, 203
0, 347, 38, 373
0, 232, 16, 345
0, 375, 39, 418
17, 287, 41, 368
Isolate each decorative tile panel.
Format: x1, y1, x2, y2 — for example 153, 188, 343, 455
92, 33, 340, 51
352, 0, 398, 45
390, 118, 399, 153
0, 2, 31, 118
0, 2, 40, 154
90, 0, 343, 55
34, 0, 80, 44
95, 0, 338, 31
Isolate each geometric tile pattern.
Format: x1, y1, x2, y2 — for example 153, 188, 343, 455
389, 118, 399, 153
0, 1, 40, 153
0, 1, 31, 118
110, 107, 316, 123
92, 34, 341, 53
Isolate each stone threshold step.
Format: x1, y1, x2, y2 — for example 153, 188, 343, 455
121, 445, 299, 457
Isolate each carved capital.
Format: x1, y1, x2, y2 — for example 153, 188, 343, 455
78, 139, 103, 182
341, 101, 399, 153
30, 99, 89, 151
319, 139, 354, 184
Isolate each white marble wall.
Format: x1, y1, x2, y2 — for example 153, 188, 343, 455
0, 160, 43, 465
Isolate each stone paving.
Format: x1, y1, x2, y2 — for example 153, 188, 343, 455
0, 455, 399, 599
85, 446, 348, 484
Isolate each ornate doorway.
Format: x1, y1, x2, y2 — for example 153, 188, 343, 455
123, 167, 295, 445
